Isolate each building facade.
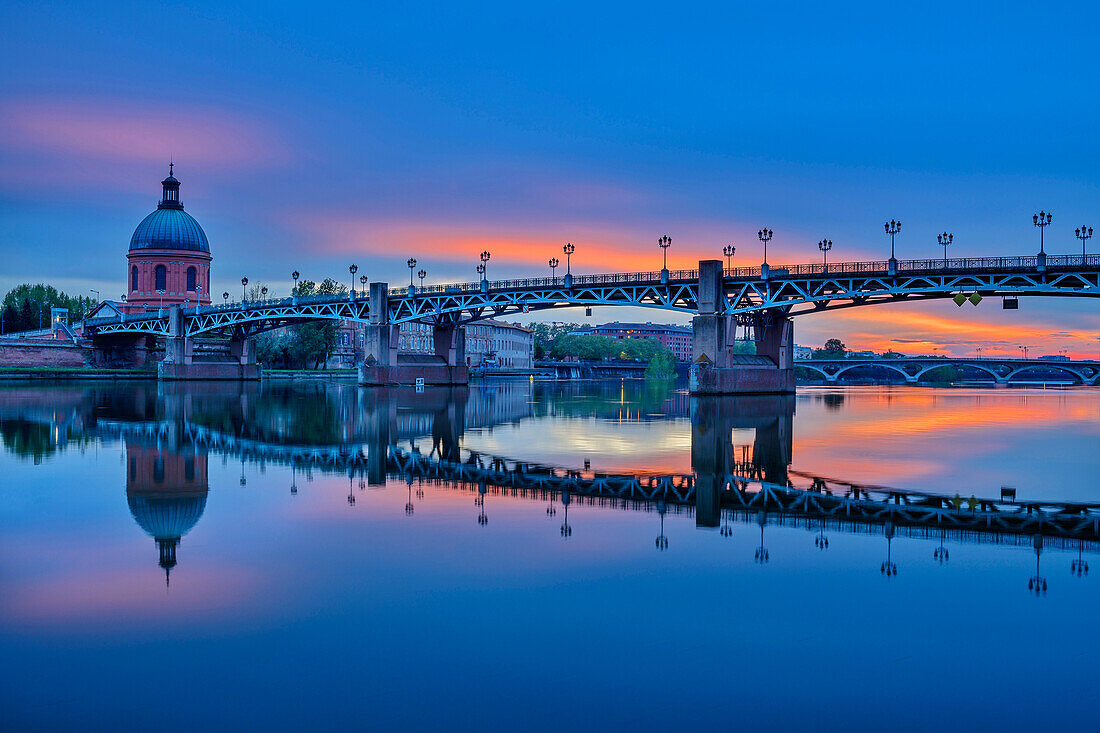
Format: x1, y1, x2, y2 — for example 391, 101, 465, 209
466, 320, 533, 368
568, 321, 692, 362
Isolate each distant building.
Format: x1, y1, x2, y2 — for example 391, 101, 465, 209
794, 345, 813, 360
1038, 354, 1070, 362
330, 319, 533, 369
568, 321, 692, 361
846, 350, 877, 359
466, 320, 533, 368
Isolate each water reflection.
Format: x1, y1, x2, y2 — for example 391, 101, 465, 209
1, 380, 1096, 592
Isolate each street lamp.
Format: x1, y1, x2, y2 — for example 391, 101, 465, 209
196, 284, 203, 313
757, 228, 773, 265
938, 232, 953, 266
241, 277, 248, 303
1018, 344, 1029, 360
349, 264, 358, 297
723, 244, 735, 271
261, 286, 268, 301
657, 235, 671, 272
548, 257, 559, 281
479, 251, 491, 281
222, 291, 229, 306
292, 270, 300, 295
1076, 225, 1093, 262
417, 269, 426, 289
407, 258, 417, 290
817, 238, 832, 269
1033, 211, 1052, 255
157, 289, 165, 315
884, 219, 901, 261
360, 275, 368, 296
476, 263, 486, 279
563, 242, 575, 275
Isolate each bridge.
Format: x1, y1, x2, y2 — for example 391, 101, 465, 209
79, 253, 1100, 392
797, 357, 1100, 385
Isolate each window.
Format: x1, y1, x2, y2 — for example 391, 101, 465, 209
131, 266, 139, 292
154, 265, 167, 291
186, 266, 196, 292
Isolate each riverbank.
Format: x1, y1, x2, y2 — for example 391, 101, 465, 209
0, 367, 156, 380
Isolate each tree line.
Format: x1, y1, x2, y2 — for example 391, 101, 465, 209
1, 284, 96, 334
254, 278, 348, 369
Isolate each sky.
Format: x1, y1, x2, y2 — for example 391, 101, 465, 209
1, 1, 1098, 357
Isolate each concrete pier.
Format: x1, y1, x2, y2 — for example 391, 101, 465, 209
157, 305, 261, 380
358, 283, 469, 386
690, 260, 795, 394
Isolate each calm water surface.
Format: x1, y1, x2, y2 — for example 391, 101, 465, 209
1, 379, 1097, 732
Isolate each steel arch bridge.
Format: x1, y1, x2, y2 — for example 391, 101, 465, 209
797, 357, 1100, 385
83, 253, 1100, 338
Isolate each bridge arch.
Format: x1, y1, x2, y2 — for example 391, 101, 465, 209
914, 362, 1001, 383
1003, 364, 1088, 384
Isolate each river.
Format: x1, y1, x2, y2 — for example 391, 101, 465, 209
1, 379, 1097, 731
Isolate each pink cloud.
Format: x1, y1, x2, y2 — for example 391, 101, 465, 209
0, 96, 287, 171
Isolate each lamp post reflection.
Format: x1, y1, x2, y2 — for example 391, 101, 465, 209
655, 499, 668, 550
1071, 540, 1089, 577
815, 520, 829, 550
1028, 535, 1047, 594
880, 523, 897, 576
754, 511, 769, 563
560, 490, 572, 538
934, 530, 949, 563
476, 479, 488, 525
405, 473, 415, 516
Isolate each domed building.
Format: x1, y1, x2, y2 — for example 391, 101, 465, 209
125, 444, 209, 586
126, 165, 212, 309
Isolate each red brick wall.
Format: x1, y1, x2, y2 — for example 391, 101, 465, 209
0, 340, 92, 367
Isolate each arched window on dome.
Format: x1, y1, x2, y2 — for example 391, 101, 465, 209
186, 267, 196, 292
155, 265, 166, 292
131, 266, 139, 292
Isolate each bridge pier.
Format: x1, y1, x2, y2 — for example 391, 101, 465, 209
358, 283, 469, 386
690, 260, 795, 394
158, 305, 261, 381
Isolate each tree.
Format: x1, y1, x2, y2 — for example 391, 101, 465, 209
255, 278, 350, 369
813, 338, 846, 359
531, 322, 579, 359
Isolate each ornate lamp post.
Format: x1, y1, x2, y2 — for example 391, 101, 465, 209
1018, 344, 1029, 360
817, 238, 833, 269
348, 264, 358, 298
241, 277, 248, 303
222, 291, 229, 306
417, 269, 426, 289
157, 289, 165, 315
406, 258, 417, 290
261, 287, 268, 303
757, 228, 773, 266
196, 284, 203, 313
360, 275, 368, 295
723, 244, 735, 271
1033, 211, 1052, 255
548, 257, 559, 281
1076, 225, 1093, 262
884, 219, 901, 262
938, 232, 953, 266
476, 263, 486, 279
658, 235, 671, 272
479, 251, 491, 280
292, 270, 300, 294
563, 242, 575, 275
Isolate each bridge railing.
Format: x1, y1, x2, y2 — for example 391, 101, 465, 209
84, 253, 1100, 328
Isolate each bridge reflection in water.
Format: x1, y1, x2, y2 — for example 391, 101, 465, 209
33, 380, 1088, 594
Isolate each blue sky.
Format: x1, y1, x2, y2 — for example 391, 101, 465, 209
1, 1, 1098, 355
